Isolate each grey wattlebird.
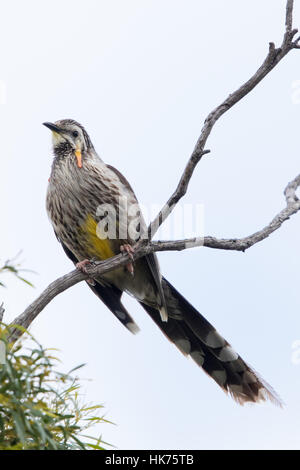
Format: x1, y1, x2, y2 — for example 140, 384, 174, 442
44, 119, 281, 406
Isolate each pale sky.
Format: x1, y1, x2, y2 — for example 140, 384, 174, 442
1, 0, 300, 450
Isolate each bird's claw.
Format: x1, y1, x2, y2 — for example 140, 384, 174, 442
76, 259, 92, 273
120, 244, 135, 276
76, 259, 96, 284
120, 244, 134, 260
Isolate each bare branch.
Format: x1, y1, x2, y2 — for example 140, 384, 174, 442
154, 174, 300, 252
7, 250, 141, 343
7, 172, 300, 343
284, 174, 300, 204
285, 0, 294, 34
147, 0, 299, 240
7, 1, 300, 343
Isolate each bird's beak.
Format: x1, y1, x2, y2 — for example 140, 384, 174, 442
43, 122, 63, 134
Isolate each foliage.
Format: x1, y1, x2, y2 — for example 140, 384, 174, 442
0, 255, 112, 449
0, 253, 34, 288
0, 327, 111, 450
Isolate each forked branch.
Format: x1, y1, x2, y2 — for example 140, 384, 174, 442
4, 0, 300, 343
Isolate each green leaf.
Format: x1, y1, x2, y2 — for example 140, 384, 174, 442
16, 276, 34, 288
67, 363, 86, 374
11, 411, 26, 444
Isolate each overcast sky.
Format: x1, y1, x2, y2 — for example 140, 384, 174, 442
1, 0, 300, 450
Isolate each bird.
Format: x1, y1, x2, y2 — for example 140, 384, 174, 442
44, 119, 281, 406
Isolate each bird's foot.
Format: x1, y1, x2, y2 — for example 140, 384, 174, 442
76, 259, 96, 285
120, 244, 135, 260
120, 244, 135, 276
76, 259, 92, 273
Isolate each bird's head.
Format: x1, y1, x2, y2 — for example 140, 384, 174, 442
43, 119, 94, 168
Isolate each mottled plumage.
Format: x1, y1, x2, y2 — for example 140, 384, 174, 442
44, 119, 281, 406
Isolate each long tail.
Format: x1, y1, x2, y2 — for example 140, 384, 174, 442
140, 277, 282, 406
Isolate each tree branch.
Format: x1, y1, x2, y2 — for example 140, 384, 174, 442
152, 173, 300, 252
146, 0, 300, 240
286, 0, 294, 34
5, 0, 300, 342
7, 171, 300, 343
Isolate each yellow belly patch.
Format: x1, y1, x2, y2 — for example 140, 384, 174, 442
82, 214, 115, 260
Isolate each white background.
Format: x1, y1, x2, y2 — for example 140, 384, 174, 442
1, 0, 300, 449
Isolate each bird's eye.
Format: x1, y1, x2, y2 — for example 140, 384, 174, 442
72, 130, 79, 138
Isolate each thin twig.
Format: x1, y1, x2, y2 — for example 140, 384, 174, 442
285, 0, 294, 34
152, 173, 300, 252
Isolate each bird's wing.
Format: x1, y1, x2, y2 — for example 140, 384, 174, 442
143, 251, 168, 321
58, 237, 140, 334
87, 280, 140, 334
106, 164, 168, 319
